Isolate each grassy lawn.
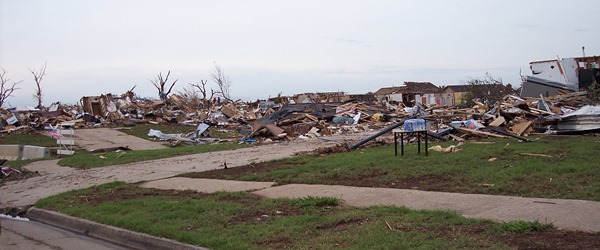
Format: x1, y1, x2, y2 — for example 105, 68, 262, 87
182, 135, 600, 201
36, 182, 580, 250
0, 132, 57, 147
57, 143, 246, 169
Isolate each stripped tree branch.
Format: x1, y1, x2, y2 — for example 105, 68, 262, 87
28, 62, 47, 109
190, 80, 215, 107
151, 70, 178, 101
210, 62, 233, 102
0, 68, 22, 108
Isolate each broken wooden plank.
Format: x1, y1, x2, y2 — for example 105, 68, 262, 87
529, 107, 555, 115
488, 117, 506, 127
450, 126, 508, 138
448, 134, 466, 142
511, 121, 533, 136
549, 105, 563, 114
489, 127, 531, 142
305, 114, 318, 122
249, 122, 286, 138
547, 91, 587, 101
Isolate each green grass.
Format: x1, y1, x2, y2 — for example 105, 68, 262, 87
289, 196, 341, 208
36, 182, 516, 250
196, 135, 600, 201
116, 124, 241, 140
0, 132, 57, 148
57, 143, 246, 169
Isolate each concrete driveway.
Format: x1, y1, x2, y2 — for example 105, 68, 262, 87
73, 128, 167, 151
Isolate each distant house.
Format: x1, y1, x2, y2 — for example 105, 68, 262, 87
443, 84, 516, 106
374, 82, 441, 107
442, 85, 471, 106
373, 86, 404, 103
404, 82, 441, 106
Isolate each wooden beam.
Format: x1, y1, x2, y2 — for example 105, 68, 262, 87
451, 126, 507, 138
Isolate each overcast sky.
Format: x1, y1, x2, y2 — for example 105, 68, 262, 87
1, 0, 598, 107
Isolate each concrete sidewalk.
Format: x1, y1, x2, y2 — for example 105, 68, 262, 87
253, 183, 600, 232
141, 178, 600, 232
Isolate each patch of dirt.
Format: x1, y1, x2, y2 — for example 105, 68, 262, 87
390, 221, 600, 250
312, 144, 349, 154
180, 161, 299, 181
495, 230, 600, 250
0, 169, 39, 187
72, 184, 261, 207
307, 138, 392, 156
228, 203, 303, 225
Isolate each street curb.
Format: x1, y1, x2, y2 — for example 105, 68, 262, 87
26, 207, 209, 250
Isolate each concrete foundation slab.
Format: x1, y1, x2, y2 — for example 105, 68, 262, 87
22, 145, 49, 160
0, 145, 22, 161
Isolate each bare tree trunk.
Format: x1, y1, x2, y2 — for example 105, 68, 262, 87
151, 70, 178, 101
28, 62, 47, 109
190, 80, 215, 108
210, 62, 233, 102
0, 68, 22, 108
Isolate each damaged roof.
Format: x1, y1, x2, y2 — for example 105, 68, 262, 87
373, 86, 404, 96
403, 82, 440, 93
374, 82, 441, 96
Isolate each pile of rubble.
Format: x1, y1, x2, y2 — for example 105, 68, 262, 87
428, 91, 599, 142
1, 89, 598, 148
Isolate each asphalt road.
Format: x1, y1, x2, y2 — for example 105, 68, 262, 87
1, 217, 132, 250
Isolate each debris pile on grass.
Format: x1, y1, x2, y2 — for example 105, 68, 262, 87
2, 85, 599, 150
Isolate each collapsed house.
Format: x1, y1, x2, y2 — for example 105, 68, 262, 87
521, 55, 600, 97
